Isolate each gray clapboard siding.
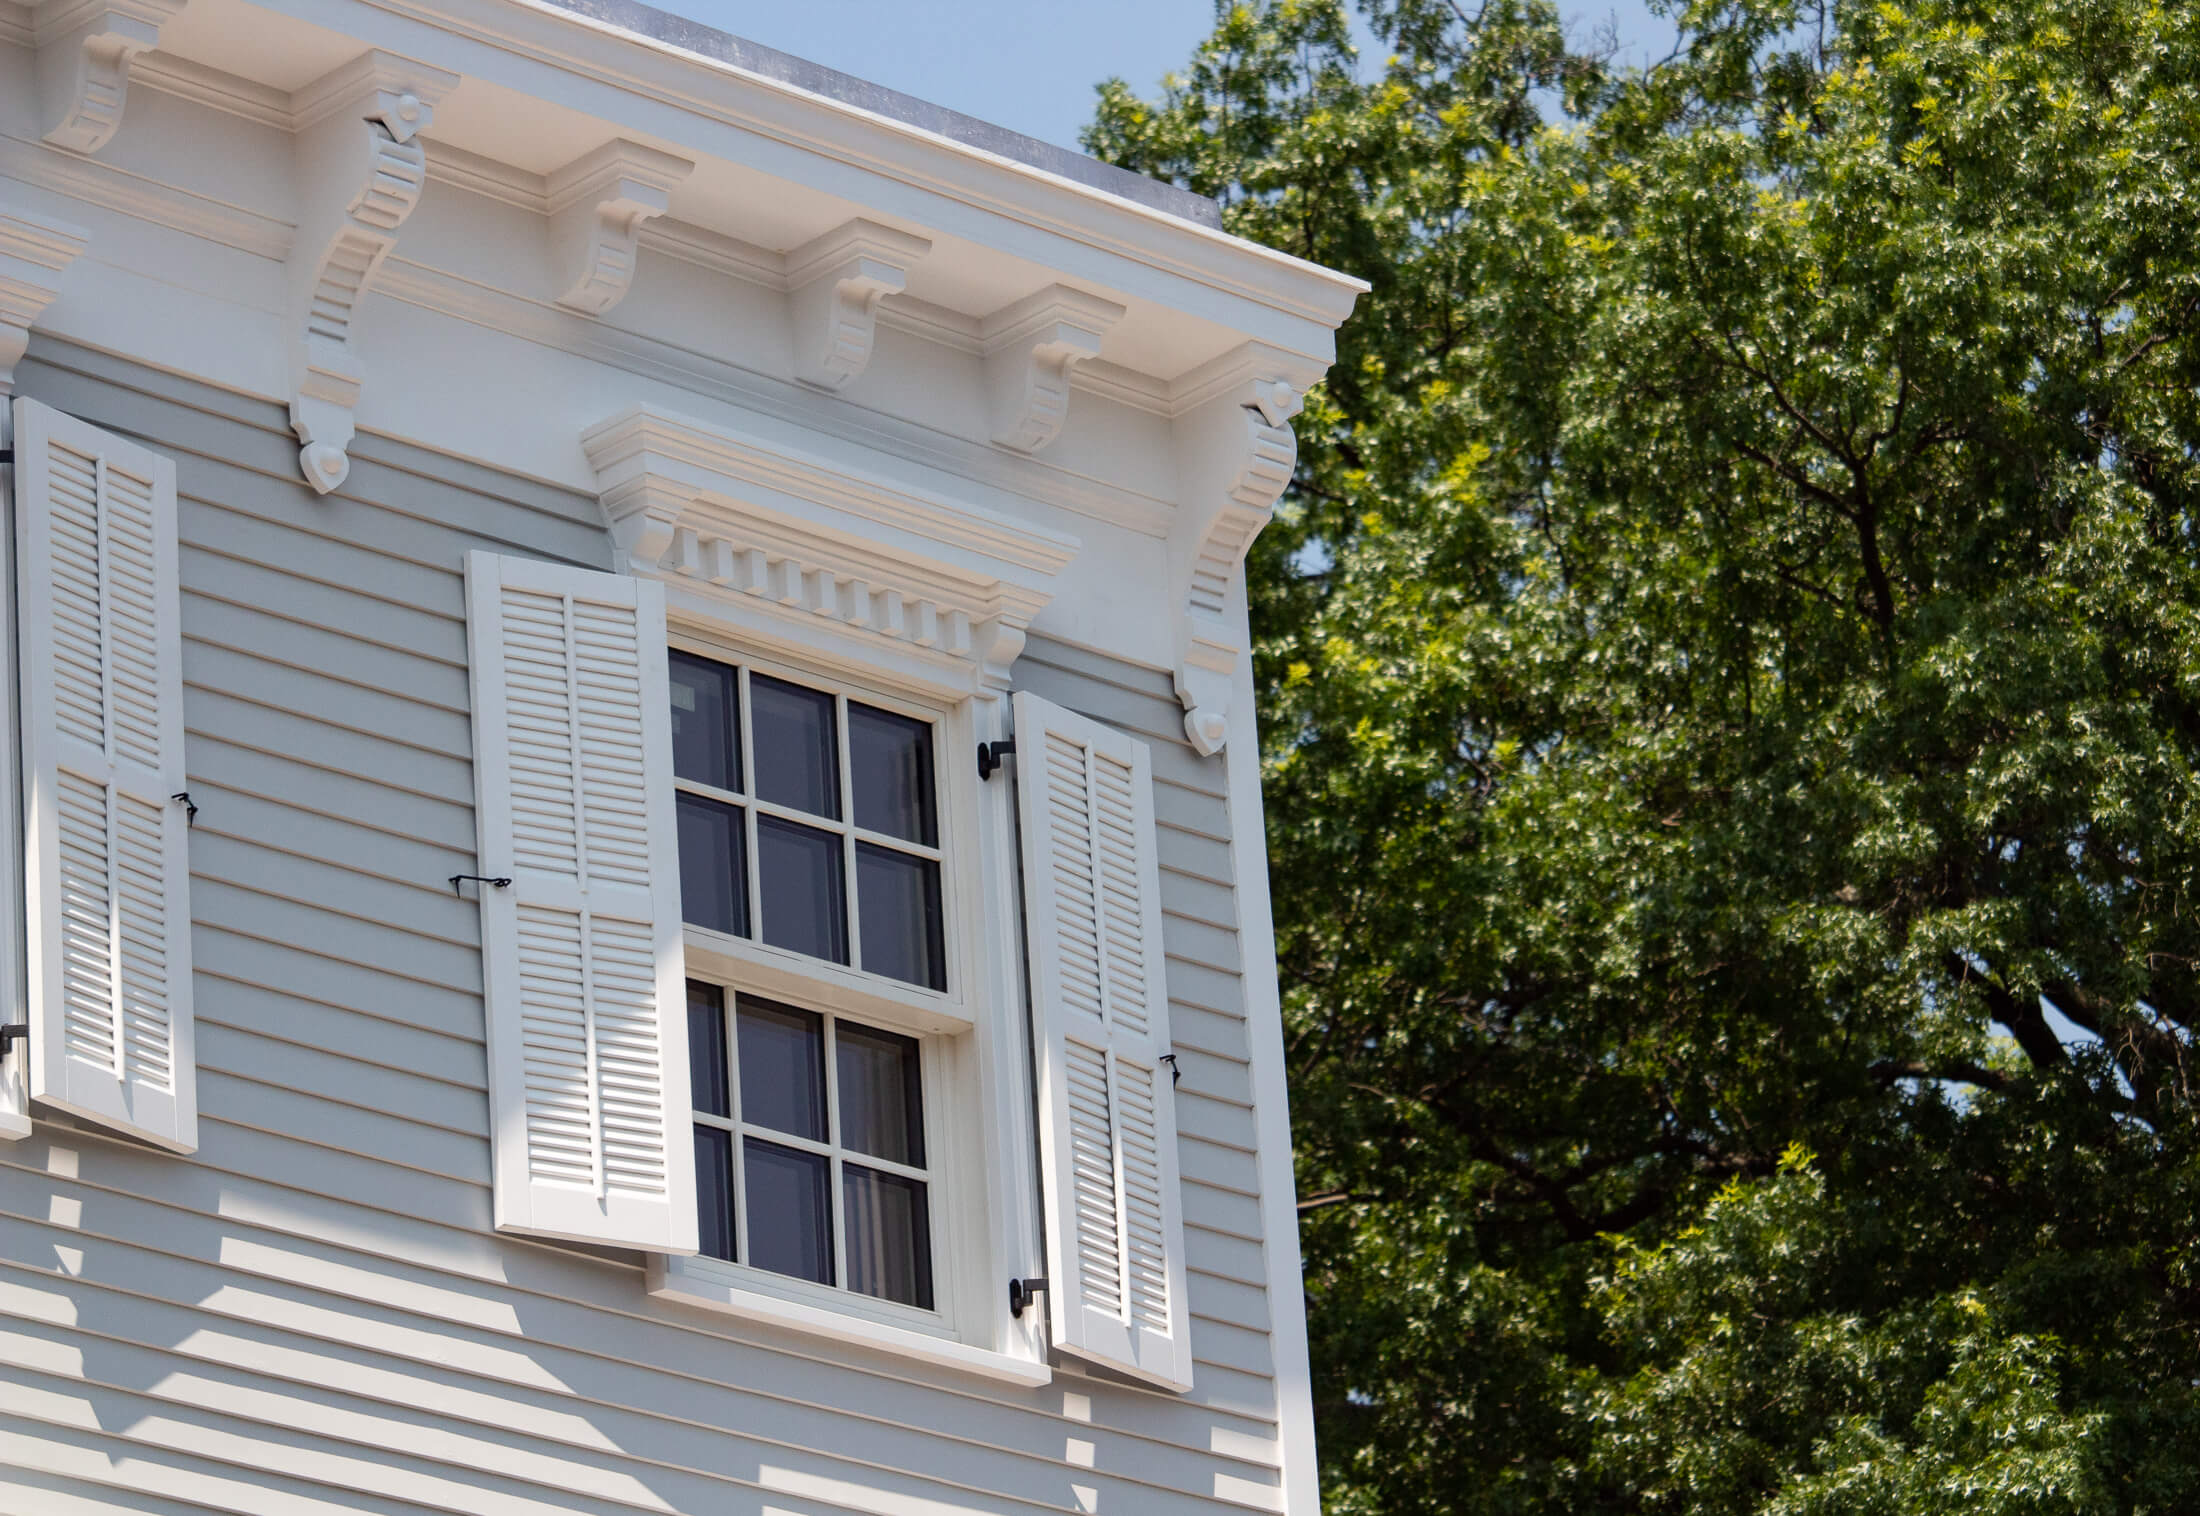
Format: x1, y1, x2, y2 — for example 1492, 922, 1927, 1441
1, 342, 1292, 1514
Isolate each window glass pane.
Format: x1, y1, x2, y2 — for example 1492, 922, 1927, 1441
686, 981, 728, 1116
745, 1138, 833, 1286
844, 1166, 933, 1310
669, 651, 740, 792
694, 1125, 736, 1262
736, 999, 825, 1141
757, 815, 848, 964
856, 844, 944, 991
848, 703, 936, 846
751, 674, 840, 819
677, 794, 747, 937
836, 1022, 925, 1167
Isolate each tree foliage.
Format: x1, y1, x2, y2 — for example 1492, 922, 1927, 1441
1085, 1, 2200, 1509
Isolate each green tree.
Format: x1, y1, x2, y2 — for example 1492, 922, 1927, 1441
1085, 1, 2200, 1510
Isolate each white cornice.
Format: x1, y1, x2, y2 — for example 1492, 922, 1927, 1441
583, 404, 1080, 691
0, 126, 294, 259
371, 256, 1178, 537
0, 200, 90, 391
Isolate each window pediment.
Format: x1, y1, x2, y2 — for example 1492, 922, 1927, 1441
584, 405, 1080, 694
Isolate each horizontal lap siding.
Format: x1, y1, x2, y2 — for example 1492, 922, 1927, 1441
1, 345, 1291, 1514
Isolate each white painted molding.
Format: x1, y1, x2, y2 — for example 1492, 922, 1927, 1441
547, 139, 693, 316
1169, 352, 1319, 755
787, 218, 932, 391
0, 204, 90, 394
583, 404, 1079, 693
981, 284, 1124, 453
31, 0, 186, 156
284, 50, 458, 495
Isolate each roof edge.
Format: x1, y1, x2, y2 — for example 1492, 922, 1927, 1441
533, 0, 1226, 231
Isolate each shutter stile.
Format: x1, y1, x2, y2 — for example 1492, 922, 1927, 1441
13, 398, 196, 1152
465, 551, 695, 1254
1013, 690, 1194, 1391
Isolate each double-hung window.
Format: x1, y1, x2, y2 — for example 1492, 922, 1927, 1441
669, 646, 950, 1321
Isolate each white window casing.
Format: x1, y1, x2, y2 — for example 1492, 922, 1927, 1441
12, 396, 195, 1152
464, 549, 697, 1253
1011, 689, 1194, 1392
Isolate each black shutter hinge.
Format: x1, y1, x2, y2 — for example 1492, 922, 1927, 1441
1008, 1275, 1049, 1318
0, 448, 13, 465
1159, 1052, 1183, 1086
449, 874, 512, 897
0, 1023, 26, 1058
172, 791, 197, 826
977, 738, 1016, 780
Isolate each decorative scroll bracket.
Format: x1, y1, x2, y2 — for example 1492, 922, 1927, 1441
32, 0, 187, 156
284, 50, 458, 496
786, 219, 932, 391
982, 284, 1124, 454
1170, 368, 1309, 755
0, 205, 90, 395
547, 140, 693, 317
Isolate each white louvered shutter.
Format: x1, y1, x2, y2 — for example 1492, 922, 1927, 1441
1013, 690, 1193, 1391
13, 398, 196, 1153
465, 551, 696, 1253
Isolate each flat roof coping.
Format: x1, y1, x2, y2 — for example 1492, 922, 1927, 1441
537, 0, 1226, 231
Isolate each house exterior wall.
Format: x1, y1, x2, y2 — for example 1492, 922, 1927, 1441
0, 338, 1303, 1514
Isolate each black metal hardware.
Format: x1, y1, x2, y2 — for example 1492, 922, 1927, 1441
449, 873, 513, 897
1159, 1052, 1183, 1086
0, 1023, 25, 1058
978, 738, 1017, 781
0, 448, 13, 465
171, 791, 197, 827
1009, 1275, 1049, 1319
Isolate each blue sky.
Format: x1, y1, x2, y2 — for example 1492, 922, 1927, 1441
667, 1, 1677, 155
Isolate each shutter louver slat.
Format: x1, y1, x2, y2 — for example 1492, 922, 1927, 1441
13, 397, 196, 1153
466, 551, 695, 1254
1013, 689, 1194, 1391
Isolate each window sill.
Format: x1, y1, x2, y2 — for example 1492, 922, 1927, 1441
647, 1253, 1052, 1388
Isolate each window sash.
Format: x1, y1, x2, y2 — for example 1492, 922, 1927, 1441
689, 983, 942, 1312
669, 649, 949, 992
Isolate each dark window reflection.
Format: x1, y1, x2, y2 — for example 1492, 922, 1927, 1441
745, 1137, 833, 1286
694, 1125, 736, 1261
836, 1022, 924, 1167
737, 998, 826, 1142
855, 844, 944, 991
844, 1165, 932, 1309
848, 703, 936, 846
751, 675, 839, 819
757, 815, 847, 963
669, 651, 740, 792
687, 980, 728, 1116
676, 793, 746, 937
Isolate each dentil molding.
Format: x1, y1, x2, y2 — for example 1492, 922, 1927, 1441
982, 284, 1124, 454
548, 140, 693, 316
1169, 350, 1320, 755
787, 218, 932, 391
285, 49, 458, 496
583, 405, 1080, 694
30, 0, 186, 156
0, 202, 90, 392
